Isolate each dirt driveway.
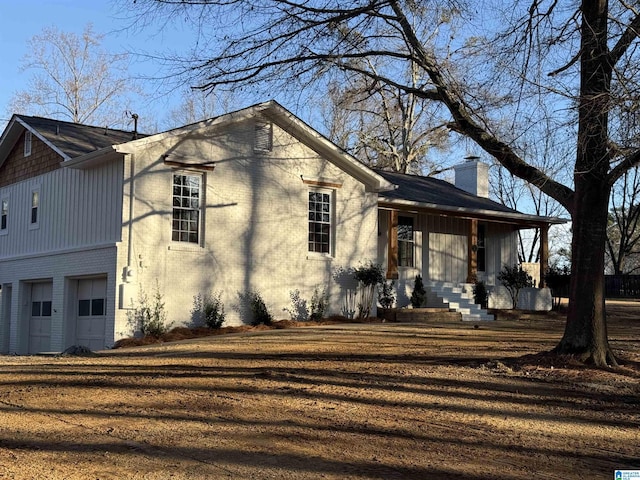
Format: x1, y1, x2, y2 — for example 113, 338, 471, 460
0, 304, 639, 479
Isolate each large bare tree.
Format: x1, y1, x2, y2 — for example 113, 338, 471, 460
9, 24, 136, 128
125, 0, 640, 366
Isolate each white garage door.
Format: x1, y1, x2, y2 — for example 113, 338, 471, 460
29, 282, 52, 354
76, 278, 107, 351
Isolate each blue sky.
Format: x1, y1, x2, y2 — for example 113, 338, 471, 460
0, 0, 244, 131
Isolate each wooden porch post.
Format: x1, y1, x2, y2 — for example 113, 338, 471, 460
539, 223, 549, 287
387, 210, 399, 279
467, 219, 478, 283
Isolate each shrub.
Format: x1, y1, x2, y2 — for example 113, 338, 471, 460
353, 262, 385, 318
238, 291, 273, 326
192, 292, 226, 328
472, 280, 488, 309
127, 282, 171, 338
283, 289, 309, 321
410, 274, 427, 308
378, 280, 395, 309
497, 264, 534, 309
309, 286, 329, 320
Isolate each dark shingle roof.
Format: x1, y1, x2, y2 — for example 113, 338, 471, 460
376, 169, 522, 215
18, 115, 144, 159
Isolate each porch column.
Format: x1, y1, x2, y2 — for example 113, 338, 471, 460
467, 219, 478, 283
539, 223, 549, 287
387, 210, 399, 279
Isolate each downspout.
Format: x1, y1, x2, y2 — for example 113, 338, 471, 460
126, 153, 136, 280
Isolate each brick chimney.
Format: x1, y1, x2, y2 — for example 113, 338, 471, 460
454, 156, 489, 198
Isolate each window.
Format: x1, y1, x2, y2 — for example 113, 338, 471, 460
308, 190, 332, 254
24, 131, 32, 157
477, 224, 486, 272
31, 190, 39, 225
1, 198, 7, 231
31, 300, 52, 317
78, 298, 105, 317
254, 121, 273, 152
172, 173, 201, 244
398, 216, 415, 267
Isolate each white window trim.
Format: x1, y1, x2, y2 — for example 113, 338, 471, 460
28, 186, 40, 231
24, 131, 32, 157
171, 171, 204, 246
0, 195, 8, 235
398, 215, 416, 268
307, 187, 335, 258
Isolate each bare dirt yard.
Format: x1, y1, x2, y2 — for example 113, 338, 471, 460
0, 302, 639, 480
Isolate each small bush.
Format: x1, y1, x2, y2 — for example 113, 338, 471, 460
192, 292, 226, 328
353, 262, 385, 318
283, 289, 309, 321
127, 282, 171, 338
472, 280, 488, 309
410, 274, 427, 308
497, 264, 534, 309
378, 280, 395, 308
239, 291, 273, 326
310, 286, 329, 320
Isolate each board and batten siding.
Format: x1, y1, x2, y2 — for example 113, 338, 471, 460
0, 160, 124, 258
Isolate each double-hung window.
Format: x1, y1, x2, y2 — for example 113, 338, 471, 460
477, 224, 486, 272
398, 216, 415, 267
308, 190, 332, 254
1, 198, 8, 232
172, 173, 202, 244
29, 187, 40, 230
24, 131, 32, 157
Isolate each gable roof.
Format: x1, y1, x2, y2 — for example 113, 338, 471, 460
376, 169, 565, 226
0, 114, 142, 165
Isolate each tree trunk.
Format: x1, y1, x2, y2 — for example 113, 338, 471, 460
555, 0, 617, 367
555, 183, 617, 366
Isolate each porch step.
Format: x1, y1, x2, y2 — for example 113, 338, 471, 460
380, 308, 462, 323
426, 282, 494, 321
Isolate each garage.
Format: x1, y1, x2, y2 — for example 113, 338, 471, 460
29, 282, 52, 353
75, 277, 107, 351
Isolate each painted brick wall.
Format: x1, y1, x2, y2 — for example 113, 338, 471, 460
115, 117, 379, 330
0, 132, 62, 188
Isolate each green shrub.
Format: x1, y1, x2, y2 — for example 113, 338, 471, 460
497, 264, 534, 309
192, 292, 226, 328
239, 291, 273, 326
472, 280, 488, 309
378, 280, 395, 308
353, 262, 385, 318
127, 282, 171, 337
283, 289, 309, 320
309, 286, 329, 320
410, 274, 426, 308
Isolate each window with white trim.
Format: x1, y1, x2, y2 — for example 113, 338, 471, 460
308, 190, 332, 254
1, 198, 8, 232
172, 173, 202, 244
29, 188, 40, 229
398, 216, 415, 267
477, 223, 486, 272
24, 131, 32, 157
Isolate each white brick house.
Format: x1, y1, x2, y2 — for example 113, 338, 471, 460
0, 101, 563, 354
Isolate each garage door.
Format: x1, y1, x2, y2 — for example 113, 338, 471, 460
76, 278, 107, 351
29, 282, 52, 353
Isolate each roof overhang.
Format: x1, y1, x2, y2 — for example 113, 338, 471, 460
112, 100, 396, 193
61, 145, 122, 169
378, 197, 567, 228
0, 115, 70, 169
